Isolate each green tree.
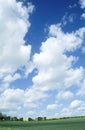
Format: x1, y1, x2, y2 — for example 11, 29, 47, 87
19, 117, 23, 121
44, 117, 46, 120
37, 117, 43, 121
0, 113, 4, 120
13, 116, 18, 121
28, 117, 33, 121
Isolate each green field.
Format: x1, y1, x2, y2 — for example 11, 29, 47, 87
0, 118, 85, 130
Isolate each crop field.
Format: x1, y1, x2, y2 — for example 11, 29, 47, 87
0, 118, 85, 130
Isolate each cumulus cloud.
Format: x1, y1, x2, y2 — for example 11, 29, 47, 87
57, 99, 85, 117
82, 47, 85, 53
33, 24, 85, 92
23, 24, 85, 117
0, 88, 24, 111
79, 0, 85, 9
0, 86, 48, 112
25, 86, 48, 102
81, 13, 85, 19
69, 99, 85, 116
47, 104, 59, 111
64, 67, 84, 87
0, 0, 85, 118
62, 13, 76, 26
0, 21, 85, 116
69, 4, 77, 9
79, 0, 85, 19
57, 91, 73, 99
0, 0, 34, 87
70, 99, 84, 109
3, 73, 21, 83
77, 79, 85, 96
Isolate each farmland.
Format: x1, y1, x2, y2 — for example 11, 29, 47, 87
0, 117, 85, 130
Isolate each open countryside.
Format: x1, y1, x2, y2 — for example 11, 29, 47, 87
0, 115, 85, 130
0, 0, 85, 130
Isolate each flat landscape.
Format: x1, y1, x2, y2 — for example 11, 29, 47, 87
0, 0, 85, 128
0, 118, 85, 130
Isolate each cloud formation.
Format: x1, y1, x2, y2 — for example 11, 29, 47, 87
79, 0, 85, 19
33, 24, 85, 91
79, 0, 85, 9
0, 0, 85, 118
0, 0, 34, 90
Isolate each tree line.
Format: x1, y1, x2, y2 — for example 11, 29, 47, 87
0, 112, 23, 121
0, 112, 85, 121
0, 112, 46, 121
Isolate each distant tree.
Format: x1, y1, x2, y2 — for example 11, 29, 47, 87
7, 116, 11, 121
3, 114, 7, 120
37, 117, 43, 121
13, 117, 18, 121
44, 117, 46, 120
19, 117, 23, 121
28, 117, 33, 121
0, 113, 4, 120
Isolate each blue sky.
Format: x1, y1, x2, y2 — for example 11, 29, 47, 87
0, 0, 85, 118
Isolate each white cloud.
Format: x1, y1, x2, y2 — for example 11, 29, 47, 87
77, 79, 85, 96
82, 47, 85, 53
29, 24, 85, 118
79, 0, 85, 9
81, 13, 85, 19
64, 67, 84, 87
62, 13, 76, 26
24, 61, 35, 77
0, 0, 85, 117
3, 73, 21, 83
33, 24, 85, 92
0, 21, 85, 117
0, 88, 24, 111
0, 86, 48, 112
70, 99, 83, 109
24, 102, 38, 109
0, 0, 34, 85
69, 99, 85, 115
24, 86, 48, 103
49, 25, 85, 51
69, 4, 77, 9
79, 0, 85, 21
57, 99, 85, 117
59, 108, 72, 117
27, 111, 37, 117
1, 88, 24, 103
0, 83, 9, 93
57, 91, 73, 99
47, 104, 58, 110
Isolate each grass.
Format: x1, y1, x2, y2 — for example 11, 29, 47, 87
0, 117, 85, 130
